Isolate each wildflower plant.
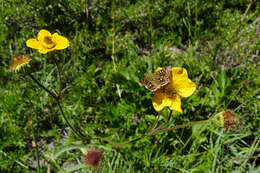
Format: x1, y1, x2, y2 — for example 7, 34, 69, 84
9, 28, 241, 172
3, 0, 259, 172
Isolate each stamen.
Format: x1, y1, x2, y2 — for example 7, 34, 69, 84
44, 36, 53, 44
162, 84, 177, 99
43, 36, 56, 48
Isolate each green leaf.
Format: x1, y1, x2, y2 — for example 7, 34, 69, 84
58, 163, 87, 173
53, 145, 88, 160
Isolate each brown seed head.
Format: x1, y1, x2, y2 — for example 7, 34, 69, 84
83, 148, 103, 170
222, 109, 238, 130
212, 109, 238, 130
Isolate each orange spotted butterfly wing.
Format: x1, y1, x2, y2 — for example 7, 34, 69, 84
140, 66, 171, 92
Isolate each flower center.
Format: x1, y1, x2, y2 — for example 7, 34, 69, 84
162, 83, 177, 98
42, 36, 56, 49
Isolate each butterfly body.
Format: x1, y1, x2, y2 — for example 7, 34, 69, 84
140, 66, 171, 92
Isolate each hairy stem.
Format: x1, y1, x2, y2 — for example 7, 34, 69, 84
56, 101, 87, 139
53, 58, 62, 98
150, 119, 212, 135
103, 119, 212, 147
28, 73, 87, 139
155, 110, 173, 131
147, 113, 160, 133
28, 73, 58, 99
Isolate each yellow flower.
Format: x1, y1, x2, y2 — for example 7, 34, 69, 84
26, 29, 69, 54
152, 67, 196, 113
10, 55, 31, 72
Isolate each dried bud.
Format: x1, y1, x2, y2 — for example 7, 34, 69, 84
10, 55, 31, 73
10, 55, 41, 74
212, 109, 238, 130
28, 121, 33, 127
83, 148, 103, 170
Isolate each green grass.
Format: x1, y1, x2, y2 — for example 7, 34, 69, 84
0, 0, 259, 172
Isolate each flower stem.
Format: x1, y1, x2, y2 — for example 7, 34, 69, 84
155, 110, 173, 131
53, 58, 62, 98
28, 73, 58, 100
147, 110, 173, 134
56, 101, 87, 139
110, 15, 121, 98
29, 121, 40, 173
150, 119, 213, 135
101, 135, 147, 147
103, 119, 213, 147
147, 113, 160, 133
28, 73, 87, 140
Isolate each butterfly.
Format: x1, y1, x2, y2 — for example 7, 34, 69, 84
140, 66, 171, 92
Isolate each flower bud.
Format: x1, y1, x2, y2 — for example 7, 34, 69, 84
212, 109, 238, 130
10, 55, 41, 74
10, 55, 31, 73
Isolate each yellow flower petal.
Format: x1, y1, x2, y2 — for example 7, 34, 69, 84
26, 39, 42, 49
171, 67, 196, 97
37, 29, 52, 42
174, 78, 196, 97
152, 90, 165, 111
152, 89, 179, 112
38, 47, 55, 54
169, 95, 182, 113
171, 67, 188, 80
52, 33, 69, 50
162, 96, 174, 108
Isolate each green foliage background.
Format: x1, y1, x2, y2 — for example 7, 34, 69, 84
0, 0, 259, 172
